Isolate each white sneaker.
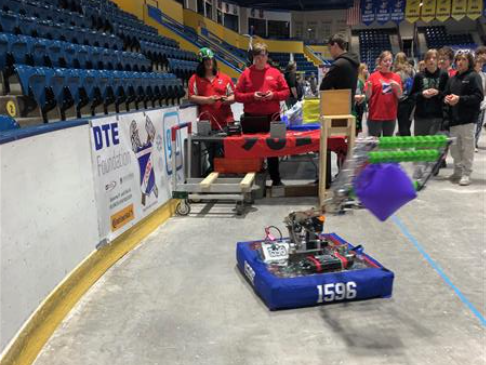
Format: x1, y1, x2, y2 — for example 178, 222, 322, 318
459, 175, 471, 186
475, 147, 479, 153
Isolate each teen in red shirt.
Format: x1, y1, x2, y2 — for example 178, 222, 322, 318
365, 51, 403, 137
234, 43, 289, 186
235, 47, 289, 117
439, 46, 457, 78
188, 48, 235, 130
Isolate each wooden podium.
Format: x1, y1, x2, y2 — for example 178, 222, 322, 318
318, 89, 356, 208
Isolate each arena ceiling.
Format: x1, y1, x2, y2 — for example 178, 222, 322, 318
231, 0, 353, 11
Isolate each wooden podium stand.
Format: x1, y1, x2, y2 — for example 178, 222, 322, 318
318, 90, 356, 208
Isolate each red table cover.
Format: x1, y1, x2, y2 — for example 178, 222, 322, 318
223, 130, 347, 159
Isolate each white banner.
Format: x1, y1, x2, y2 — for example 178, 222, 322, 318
89, 107, 186, 241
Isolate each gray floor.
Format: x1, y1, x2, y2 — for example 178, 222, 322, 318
35, 139, 486, 365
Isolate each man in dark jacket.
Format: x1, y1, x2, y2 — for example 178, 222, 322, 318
444, 50, 484, 186
319, 33, 360, 101
319, 33, 360, 188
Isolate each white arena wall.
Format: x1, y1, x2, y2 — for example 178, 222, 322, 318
0, 106, 198, 353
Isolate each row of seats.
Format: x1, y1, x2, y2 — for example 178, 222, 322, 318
0, 10, 122, 50
167, 58, 198, 82
106, 12, 158, 35
1, 0, 91, 29
115, 23, 177, 49
359, 29, 391, 69
13, 65, 185, 119
424, 26, 476, 49
0, 33, 152, 74
140, 41, 197, 63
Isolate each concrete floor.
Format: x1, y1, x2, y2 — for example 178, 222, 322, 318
35, 139, 486, 365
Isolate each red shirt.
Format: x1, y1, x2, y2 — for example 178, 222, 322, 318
366, 71, 402, 121
235, 64, 290, 115
448, 68, 457, 78
188, 72, 235, 129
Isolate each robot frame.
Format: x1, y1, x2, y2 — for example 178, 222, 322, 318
259, 135, 453, 275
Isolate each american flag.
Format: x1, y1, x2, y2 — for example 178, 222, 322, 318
346, 0, 361, 26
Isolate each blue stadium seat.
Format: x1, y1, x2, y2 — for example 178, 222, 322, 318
17, 15, 36, 36
15, 65, 46, 110
102, 48, 116, 70
76, 45, 90, 69
31, 37, 50, 66
2, 0, 21, 14
0, 11, 18, 34
90, 46, 103, 69
64, 42, 77, 68
65, 68, 80, 107
0, 33, 10, 70
0, 115, 20, 131
50, 68, 66, 108
47, 40, 63, 67
11, 35, 32, 65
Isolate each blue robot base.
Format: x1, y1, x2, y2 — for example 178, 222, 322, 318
236, 233, 394, 310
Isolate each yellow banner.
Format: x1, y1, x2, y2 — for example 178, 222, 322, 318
436, 0, 452, 20
451, 0, 467, 19
421, 0, 437, 21
405, 0, 422, 22
466, 0, 483, 19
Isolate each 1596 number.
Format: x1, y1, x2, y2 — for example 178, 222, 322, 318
317, 282, 357, 303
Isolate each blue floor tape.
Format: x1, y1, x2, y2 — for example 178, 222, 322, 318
392, 215, 486, 327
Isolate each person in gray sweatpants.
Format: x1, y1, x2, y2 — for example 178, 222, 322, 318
444, 51, 484, 186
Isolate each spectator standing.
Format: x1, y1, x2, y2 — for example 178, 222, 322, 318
409, 49, 449, 178
284, 62, 299, 108
188, 47, 235, 130
365, 51, 403, 137
474, 46, 486, 152
444, 51, 483, 186
235, 43, 290, 186
355, 63, 369, 134
318, 33, 359, 187
418, 60, 426, 73
309, 72, 318, 96
319, 33, 360, 101
394, 52, 415, 136
188, 48, 236, 174
439, 47, 457, 78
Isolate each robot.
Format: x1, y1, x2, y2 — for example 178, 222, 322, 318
260, 135, 453, 275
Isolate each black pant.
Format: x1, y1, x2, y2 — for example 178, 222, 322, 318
397, 98, 414, 136
243, 113, 281, 183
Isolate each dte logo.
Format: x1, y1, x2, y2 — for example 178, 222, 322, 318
93, 123, 120, 151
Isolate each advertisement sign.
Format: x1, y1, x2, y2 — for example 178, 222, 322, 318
451, 0, 467, 19
466, 0, 483, 19
390, 0, 406, 23
376, 0, 391, 24
405, 0, 421, 22
89, 108, 185, 241
436, 0, 452, 20
361, 0, 377, 25
421, 0, 437, 22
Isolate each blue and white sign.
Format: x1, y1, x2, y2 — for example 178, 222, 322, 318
390, 0, 406, 23
361, 0, 377, 25
376, 0, 391, 23
89, 108, 186, 241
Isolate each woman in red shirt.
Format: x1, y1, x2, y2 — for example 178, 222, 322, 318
188, 47, 235, 131
365, 51, 403, 137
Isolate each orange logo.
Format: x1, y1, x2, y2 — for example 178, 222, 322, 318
111, 204, 135, 231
